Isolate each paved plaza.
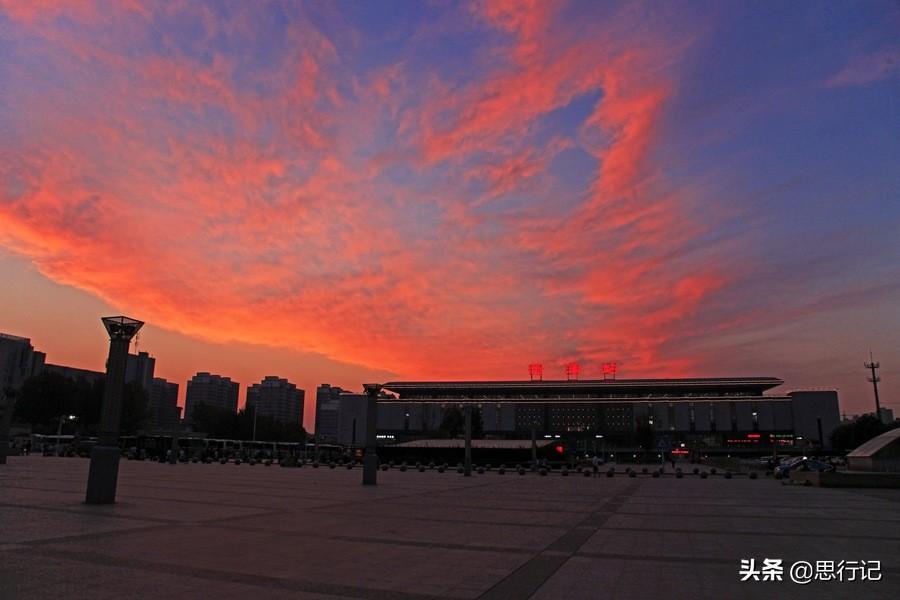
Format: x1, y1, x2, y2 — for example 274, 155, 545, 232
1, 457, 898, 599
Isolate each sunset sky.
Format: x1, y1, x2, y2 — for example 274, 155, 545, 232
1, 1, 898, 429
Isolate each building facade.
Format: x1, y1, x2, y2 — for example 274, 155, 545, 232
374, 378, 842, 450
315, 384, 368, 447
185, 372, 239, 423
0, 333, 45, 392
149, 377, 180, 432
246, 376, 304, 425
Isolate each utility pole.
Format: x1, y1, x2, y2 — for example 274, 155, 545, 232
865, 351, 882, 422
464, 405, 472, 476
362, 384, 381, 485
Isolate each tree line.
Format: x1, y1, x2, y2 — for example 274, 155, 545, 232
11, 371, 148, 435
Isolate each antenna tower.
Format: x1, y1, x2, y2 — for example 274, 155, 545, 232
865, 350, 882, 421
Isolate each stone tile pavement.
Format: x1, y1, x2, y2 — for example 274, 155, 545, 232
1, 456, 898, 599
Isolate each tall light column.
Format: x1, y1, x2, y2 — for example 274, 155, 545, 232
464, 405, 472, 476
362, 383, 381, 485
85, 316, 143, 504
0, 389, 13, 465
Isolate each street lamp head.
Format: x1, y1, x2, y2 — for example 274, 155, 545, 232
101, 316, 144, 341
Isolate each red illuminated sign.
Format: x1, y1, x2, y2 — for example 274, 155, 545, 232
671, 449, 689, 455
555, 445, 564, 454
602, 362, 617, 380
565, 362, 580, 381
528, 363, 543, 381
747, 434, 761, 439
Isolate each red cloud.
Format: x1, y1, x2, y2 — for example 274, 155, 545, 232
1, 0, 731, 383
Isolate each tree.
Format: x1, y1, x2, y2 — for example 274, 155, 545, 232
439, 406, 464, 438
634, 415, 654, 450
120, 382, 150, 435
830, 415, 899, 452
437, 406, 483, 438
14, 372, 78, 428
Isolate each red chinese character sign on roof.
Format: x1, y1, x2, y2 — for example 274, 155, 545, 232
528, 364, 543, 381
565, 362, 580, 381
602, 362, 617, 380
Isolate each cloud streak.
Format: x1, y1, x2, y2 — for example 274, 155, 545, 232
1, 0, 898, 395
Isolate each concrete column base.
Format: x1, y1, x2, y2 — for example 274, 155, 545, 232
85, 445, 121, 504
362, 452, 378, 485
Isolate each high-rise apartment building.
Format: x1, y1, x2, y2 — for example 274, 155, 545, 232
185, 372, 239, 423
149, 377, 180, 432
246, 376, 304, 425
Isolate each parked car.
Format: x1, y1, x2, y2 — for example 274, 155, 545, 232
774, 458, 834, 479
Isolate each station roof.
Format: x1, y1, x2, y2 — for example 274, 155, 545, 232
382, 377, 784, 398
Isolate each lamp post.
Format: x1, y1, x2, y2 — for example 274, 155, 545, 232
362, 383, 381, 485
55, 414, 77, 456
85, 316, 143, 504
0, 388, 14, 465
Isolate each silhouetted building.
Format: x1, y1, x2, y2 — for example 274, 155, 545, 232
0, 333, 45, 391
41, 363, 104, 383
246, 376, 304, 425
185, 372, 239, 423
41, 352, 156, 389
1, 334, 46, 437
788, 390, 841, 449
315, 384, 367, 446
125, 351, 155, 392
149, 377, 180, 432
378, 377, 843, 450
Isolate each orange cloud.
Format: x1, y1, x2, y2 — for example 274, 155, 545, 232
0, 0, 732, 385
